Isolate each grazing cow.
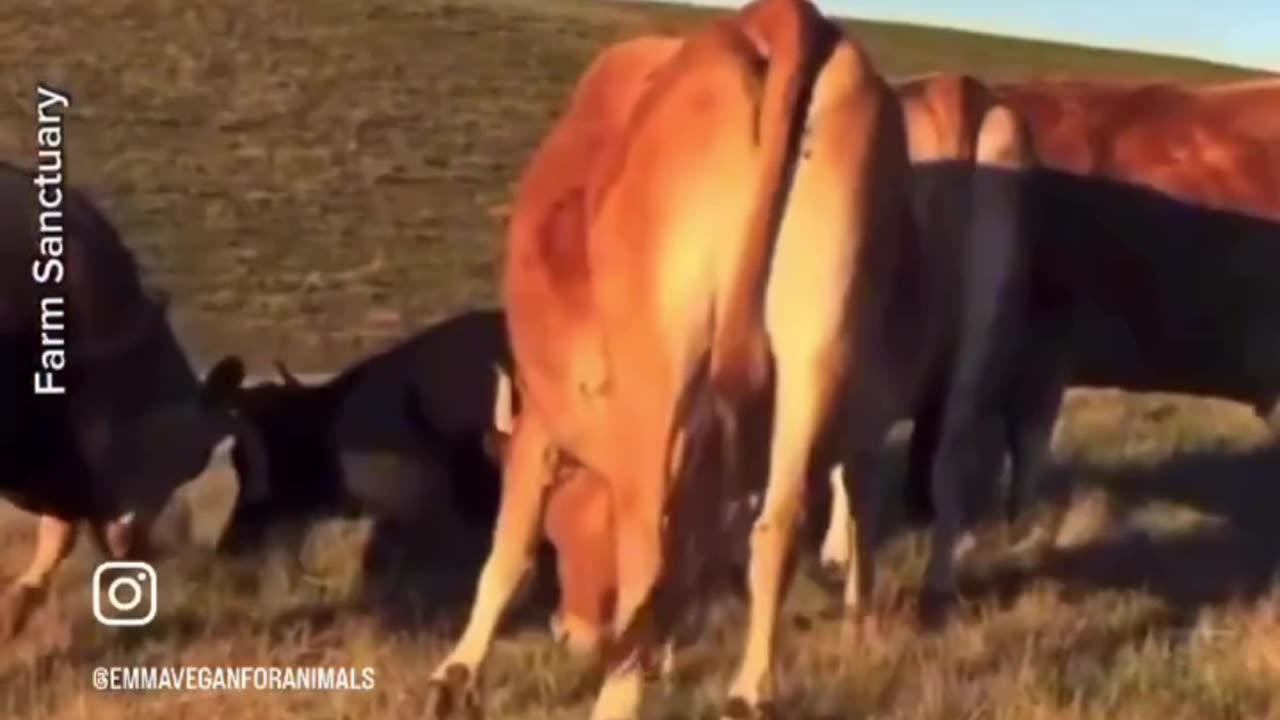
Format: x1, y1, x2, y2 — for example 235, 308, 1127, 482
864, 76, 1280, 542
425, 1, 929, 717
487, 366, 755, 663
216, 309, 509, 564
0, 160, 267, 636
517, 70, 1041, 649
484, 368, 621, 660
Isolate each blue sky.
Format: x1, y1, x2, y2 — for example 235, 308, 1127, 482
655, 0, 1279, 71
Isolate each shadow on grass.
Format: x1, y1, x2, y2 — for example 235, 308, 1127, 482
356, 520, 564, 638
0, 540, 568, 718
967, 442, 1280, 622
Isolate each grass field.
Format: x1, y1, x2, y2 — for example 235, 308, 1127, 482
1, 0, 1279, 717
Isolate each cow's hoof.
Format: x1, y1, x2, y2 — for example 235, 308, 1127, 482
916, 588, 956, 632
817, 598, 872, 625
816, 560, 846, 587
0, 585, 44, 639
426, 664, 481, 720
841, 602, 872, 625
722, 696, 777, 720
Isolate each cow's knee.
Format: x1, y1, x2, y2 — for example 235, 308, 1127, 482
818, 465, 852, 576
93, 511, 149, 561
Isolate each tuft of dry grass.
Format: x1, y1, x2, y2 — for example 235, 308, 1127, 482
2, 0, 1278, 717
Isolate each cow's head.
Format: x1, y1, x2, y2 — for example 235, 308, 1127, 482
484, 366, 618, 659
74, 295, 269, 546
216, 360, 341, 556
544, 462, 616, 661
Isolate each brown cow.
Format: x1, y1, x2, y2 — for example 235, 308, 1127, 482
426, 1, 920, 717
996, 77, 1280, 215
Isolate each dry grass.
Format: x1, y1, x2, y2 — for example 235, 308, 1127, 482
1, 0, 1278, 717
1, 391, 1278, 719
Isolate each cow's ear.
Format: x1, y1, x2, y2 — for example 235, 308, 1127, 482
274, 359, 301, 387
202, 355, 246, 407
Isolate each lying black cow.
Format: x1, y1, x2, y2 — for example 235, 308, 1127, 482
217, 309, 509, 569
0, 160, 267, 635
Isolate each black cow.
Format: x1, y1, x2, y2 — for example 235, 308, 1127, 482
216, 309, 510, 570
887, 78, 1280, 541
0, 160, 267, 636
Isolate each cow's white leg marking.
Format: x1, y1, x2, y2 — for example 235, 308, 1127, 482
90, 510, 148, 561
840, 442, 884, 615
3, 514, 78, 636
428, 412, 552, 706
15, 514, 78, 589
818, 464, 852, 573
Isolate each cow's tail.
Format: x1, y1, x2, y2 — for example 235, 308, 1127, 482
902, 91, 1039, 523
707, 0, 822, 402
969, 100, 1040, 523
659, 0, 825, 590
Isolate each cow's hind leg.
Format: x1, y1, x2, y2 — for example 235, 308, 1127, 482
89, 511, 153, 562
1003, 356, 1066, 557
820, 381, 941, 585
427, 411, 553, 718
589, 399, 673, 720
817, 464, 851, 580
919, 107, 1034, 629
1001, 261, 1071, 552
2, 514, 78, 638
726, 341, 845, 718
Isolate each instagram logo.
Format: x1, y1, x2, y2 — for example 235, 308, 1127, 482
92, 561, 157, 627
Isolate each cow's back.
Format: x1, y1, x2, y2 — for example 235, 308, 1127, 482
996, 80, 1280, 408
334, 309, 510, 527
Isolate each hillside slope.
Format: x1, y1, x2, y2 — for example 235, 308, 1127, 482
0, 0, 1268, 371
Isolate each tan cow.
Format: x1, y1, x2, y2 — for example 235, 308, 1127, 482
426, 0, 922, 717
507, 71, 1041, 654
487, 365, 754, 665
